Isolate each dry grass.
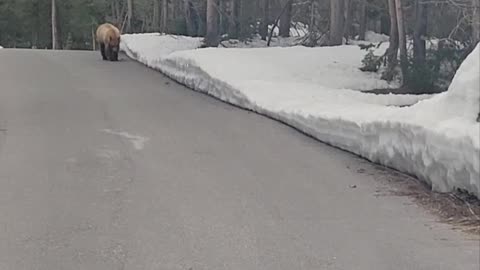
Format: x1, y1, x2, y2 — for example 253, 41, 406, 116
355, 159, 480, 236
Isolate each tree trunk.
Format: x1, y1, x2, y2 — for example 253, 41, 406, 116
51, 0, 59, 50
126, 0, 133, 33
64, 32, 72, 50
260, 0, 269, 40
382, 0, 399, 81
267, 0, 293, 45
184, 0, 197, 36
161, 0, 168, 32
92, 26, 96, 50
111, 1, 116, 22
473, 0, 480, 43
112, 0, 121, 25
219, 0, 226, 35
380, 14, 390, 34
227, 0, 238, 38
329, 0, 345, 45
358, 0, 367, 40
153, 0, 160, 31
413, 0, 427, 65
395, 0, 408, 84
32, 0, 40, 49
206, 0, 219, 46
238, 0, 254, 39
343, 0, 353, 42
172, 0, 179, 27
310, 0, 316, 30
279, 0, 292, 37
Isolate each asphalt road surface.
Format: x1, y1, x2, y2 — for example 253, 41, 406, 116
0, 49, 478, 270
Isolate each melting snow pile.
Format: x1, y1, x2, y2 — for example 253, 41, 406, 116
121, 34, 479, 198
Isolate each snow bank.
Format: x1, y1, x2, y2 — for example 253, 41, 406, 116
122, 34, 395, 90
394, 46, 480, 195
172, 45, 396, 91
121, 34, 479, 198
0, 45, 3, 49
120, 33, 202, 66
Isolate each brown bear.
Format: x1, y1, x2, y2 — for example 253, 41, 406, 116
96, 23, 121, 61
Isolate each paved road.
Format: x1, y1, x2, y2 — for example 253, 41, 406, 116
0, 49, 478, 270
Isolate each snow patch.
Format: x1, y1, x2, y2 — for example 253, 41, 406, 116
268, 22, 309, 38
102, 129, 150, 151
364, 31, 390, 43
220, 36, 302, 48
121, 34, 480, 198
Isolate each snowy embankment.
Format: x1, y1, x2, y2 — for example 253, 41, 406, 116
119, 33, 203, 68
121, 34, 480, 198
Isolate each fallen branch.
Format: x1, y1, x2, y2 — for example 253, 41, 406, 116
267, 0, 293, 46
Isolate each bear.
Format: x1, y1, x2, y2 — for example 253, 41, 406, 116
96, 23, 121, 61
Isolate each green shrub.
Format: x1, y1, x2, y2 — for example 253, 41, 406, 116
360, 50, 382, 72
359, 39, 472, 94
404, 63, 436, 93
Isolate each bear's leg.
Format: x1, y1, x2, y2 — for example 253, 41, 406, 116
109, 46, 119, 62
100, 44, 107, 60
106, 45, 114, 61
112, 50, 119, 61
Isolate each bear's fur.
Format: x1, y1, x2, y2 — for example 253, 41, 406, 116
96, 23, 121, 61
